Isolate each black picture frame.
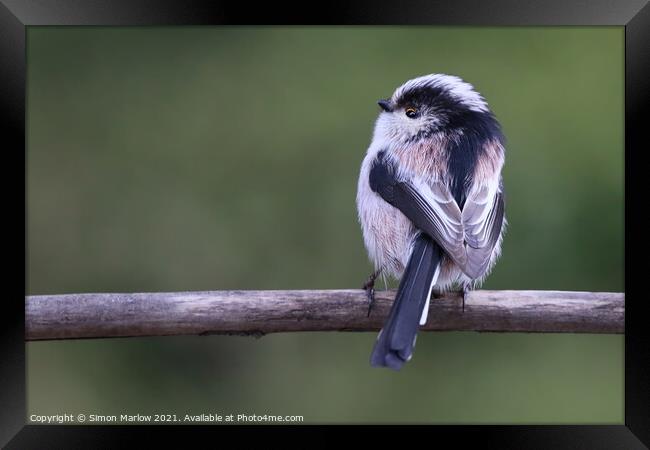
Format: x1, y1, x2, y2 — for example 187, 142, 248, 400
3, 0, 648, 447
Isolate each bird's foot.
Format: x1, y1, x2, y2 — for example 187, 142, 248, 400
461, 286, 469, 313
363, 269, 381, 317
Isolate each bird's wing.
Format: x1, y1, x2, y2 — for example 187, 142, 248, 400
369, 151, 467, 268
461, 181, 505, 279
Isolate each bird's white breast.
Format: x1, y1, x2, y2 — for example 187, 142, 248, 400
356, 140, 417, 279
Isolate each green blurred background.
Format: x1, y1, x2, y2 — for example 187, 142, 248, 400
26, 27, 624, 424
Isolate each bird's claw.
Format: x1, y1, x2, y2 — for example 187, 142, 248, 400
363, 269, 381, 317
462, 287, 468, 313
365, 286, 376, 317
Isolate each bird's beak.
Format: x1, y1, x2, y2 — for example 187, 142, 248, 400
377, 99, 393, 112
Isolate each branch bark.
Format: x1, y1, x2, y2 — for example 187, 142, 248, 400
25, 289, 624, 341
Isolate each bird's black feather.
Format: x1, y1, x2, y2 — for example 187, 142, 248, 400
370, 233, 441, 370
369, 151, 467, 271
446, 110, 504, 207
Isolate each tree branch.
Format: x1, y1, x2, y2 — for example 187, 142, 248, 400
25, 289, 624, 341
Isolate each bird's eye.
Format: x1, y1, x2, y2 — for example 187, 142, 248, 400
405, 107, 418, 118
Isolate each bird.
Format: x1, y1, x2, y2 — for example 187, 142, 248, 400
356, 74, 506, 370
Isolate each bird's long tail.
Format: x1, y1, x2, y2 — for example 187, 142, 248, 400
370, 233, 441, 370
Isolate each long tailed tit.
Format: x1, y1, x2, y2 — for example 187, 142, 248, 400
356, 74, 506, 370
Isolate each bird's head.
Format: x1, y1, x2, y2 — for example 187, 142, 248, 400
373, 74, 490, 145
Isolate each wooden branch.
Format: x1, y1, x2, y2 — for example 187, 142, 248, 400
25, 289, 624, 341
